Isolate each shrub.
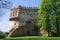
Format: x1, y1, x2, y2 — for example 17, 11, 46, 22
0, 30, 5, 38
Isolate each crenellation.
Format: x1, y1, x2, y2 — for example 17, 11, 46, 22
19, 5, 39, 10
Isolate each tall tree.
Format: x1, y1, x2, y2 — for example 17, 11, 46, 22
38, 0, 60, 36
0, 0, 12, 16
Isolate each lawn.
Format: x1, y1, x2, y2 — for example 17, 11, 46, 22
0, 36, 60, 40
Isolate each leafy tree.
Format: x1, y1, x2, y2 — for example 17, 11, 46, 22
0, 0, 12, 16
38, 0, 60, 36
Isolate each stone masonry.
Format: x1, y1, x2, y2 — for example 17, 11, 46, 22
8, 5, 39, 37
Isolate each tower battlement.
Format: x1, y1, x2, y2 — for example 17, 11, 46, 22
19, 5, 39, 9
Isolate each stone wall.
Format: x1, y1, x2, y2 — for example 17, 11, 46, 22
8, 5, 39, 37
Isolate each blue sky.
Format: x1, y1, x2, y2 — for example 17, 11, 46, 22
0, 0, 41, 32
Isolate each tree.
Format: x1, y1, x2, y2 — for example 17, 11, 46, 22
0, 0, 12, 16
38, 0, 60, 36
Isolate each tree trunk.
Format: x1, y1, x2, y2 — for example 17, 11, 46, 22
56, 17, 59, 36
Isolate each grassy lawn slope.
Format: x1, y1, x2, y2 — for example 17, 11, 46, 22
0, 36, 60, 40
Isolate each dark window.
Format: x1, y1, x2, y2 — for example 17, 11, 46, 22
14, 23, 16, 25
22, 21, 24, 23
22, 26, 24, 31
27, 31, 30, 35
26, 13, 29, 15
26, 21, 31, 24
30, 14, 33, 17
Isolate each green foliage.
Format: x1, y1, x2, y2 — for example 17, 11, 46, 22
0, 30, 5, 38
38, 0, 60, 36
0, 30, 4, 35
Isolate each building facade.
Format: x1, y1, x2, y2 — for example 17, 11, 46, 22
8, 5, 39, 37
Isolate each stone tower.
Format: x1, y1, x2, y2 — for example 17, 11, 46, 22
8, 5, 39, 37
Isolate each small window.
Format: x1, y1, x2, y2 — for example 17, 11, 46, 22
14, 23, 16, 25
26, 13, 29, 15
30, 14, 33, 17
22, 21, 24, 23
13, 13, 14, 16
27, 31, 30, 35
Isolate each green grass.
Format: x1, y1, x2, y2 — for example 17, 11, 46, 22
0, 36, 60, 40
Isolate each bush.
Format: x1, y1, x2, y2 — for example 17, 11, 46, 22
0, 30, 5, 38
